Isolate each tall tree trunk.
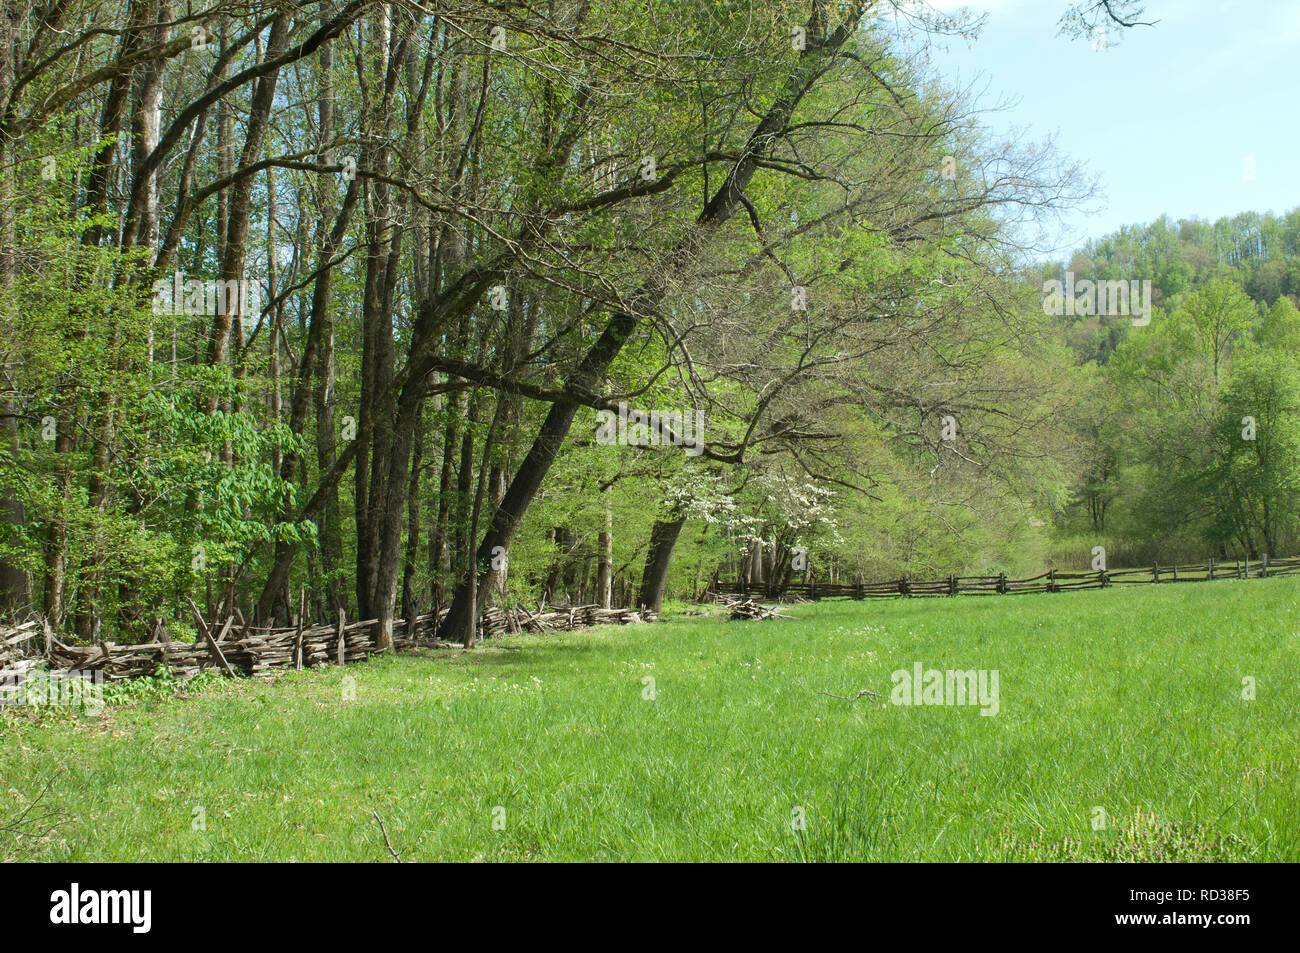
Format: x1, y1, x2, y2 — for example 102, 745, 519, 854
203, 13, 290, 406
638, 514, 686, 613
595, 494, 613, 609
38, 0, 149, 627
0, 380, 25, 613
79, 12, 167, 638
353, 3, 407, 622
257, 178, 357, 620
428, 389, 461, 613
401, 404, 424, 632
453, 394, 505, 647
315, 313, 346, 619
370, 384, 416, 650
257, 4, 352, 620
41, 420, 74, 626
0, 4, 28, 613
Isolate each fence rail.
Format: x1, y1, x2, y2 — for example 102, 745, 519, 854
708, 554, 1300, 602
0, 603, 653, 684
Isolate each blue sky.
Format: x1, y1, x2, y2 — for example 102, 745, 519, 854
916, 0, 1299, 258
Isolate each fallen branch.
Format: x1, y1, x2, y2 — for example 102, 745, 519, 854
0, 775, 68, 852
724, 599, 795, 621
371, 811, 403, 863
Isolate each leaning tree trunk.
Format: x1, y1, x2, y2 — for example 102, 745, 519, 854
434, 7, 863, 643
638, 513, 686, 613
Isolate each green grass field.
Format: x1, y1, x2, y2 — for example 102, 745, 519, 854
4, 577, 1298, 862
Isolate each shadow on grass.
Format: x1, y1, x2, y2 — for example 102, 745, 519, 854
398, 635, 611, 671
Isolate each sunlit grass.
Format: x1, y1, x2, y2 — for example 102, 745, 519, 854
3, 577, 1298, 861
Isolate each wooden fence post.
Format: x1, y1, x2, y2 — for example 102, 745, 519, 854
1208, 557, 1214, 581
293, 588, 306, 670
1048, 568, 1057, 593
204, 617, 236, 677
948, 574, 958, 596
1262, 553, 1269, 578
1153, 564, 1160, 584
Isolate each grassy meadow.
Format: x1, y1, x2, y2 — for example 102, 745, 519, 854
3, 577, 1298, 862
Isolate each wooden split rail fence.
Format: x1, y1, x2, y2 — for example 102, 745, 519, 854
709, 554, 1300, 602
0, 603, 653, 684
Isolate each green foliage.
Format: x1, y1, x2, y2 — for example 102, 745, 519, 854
1053, 211, 1300, 563
98, 666, 232, 707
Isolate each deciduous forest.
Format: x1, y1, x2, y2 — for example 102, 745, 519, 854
1, 0, 1294, 651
